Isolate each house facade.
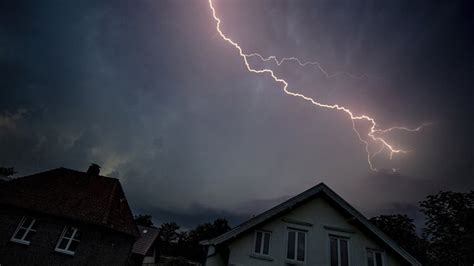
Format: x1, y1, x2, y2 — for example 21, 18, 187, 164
0, 165, 139, 265
201, 183, 421, 266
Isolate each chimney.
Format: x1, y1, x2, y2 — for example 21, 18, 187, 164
86, 163, 101, 176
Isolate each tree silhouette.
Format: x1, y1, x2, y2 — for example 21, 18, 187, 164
370, 214, 427, 263
158, 222, 180, 243
154, 218, 231, 262
185, 218, 231, 261
0, 167, 16, 177
134, 214, 156, 228
420, 190, 474, 265
188, 218, 231, 243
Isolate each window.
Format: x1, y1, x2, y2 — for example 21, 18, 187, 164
254, 231, 271, 255
55, 226, 81, 255
287, 229, 306, 262
367, 249, 384, 266
11, 216, 38, 245
330, 236, 349, 266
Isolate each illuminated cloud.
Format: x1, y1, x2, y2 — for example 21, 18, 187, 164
0, 0, 472, 226
0, 109, 27, 130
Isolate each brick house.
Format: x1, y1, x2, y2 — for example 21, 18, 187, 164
0, 165, 139, 265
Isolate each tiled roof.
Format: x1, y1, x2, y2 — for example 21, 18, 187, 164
132, 225, 160, 256
0, 167, 139, 237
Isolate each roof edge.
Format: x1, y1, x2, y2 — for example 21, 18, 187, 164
201, 182, 421, 265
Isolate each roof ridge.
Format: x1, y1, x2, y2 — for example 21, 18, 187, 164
14, 167, 119, 181
320, 186, 421, 265
204, 183, 325, 244
201, 182, 421, 265
58, 167, 119, 180
0, 167, 138, 237
8, 167, 63, 182
138, 225, 159, 231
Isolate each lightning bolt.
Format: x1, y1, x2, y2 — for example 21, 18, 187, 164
208, 0, 429, 171
246, 53, 373, 80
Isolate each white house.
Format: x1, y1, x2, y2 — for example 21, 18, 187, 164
200, 183, 421, 266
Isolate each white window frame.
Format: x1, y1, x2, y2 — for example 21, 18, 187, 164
254, 230, 272, 256
286, 228, 307, 263
10, 216, 37, 245
366, 249, 385, 266
55, 226, 81, 256
329, 235, 351, 266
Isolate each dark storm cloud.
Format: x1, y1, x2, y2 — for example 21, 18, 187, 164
1, 0, 472, 226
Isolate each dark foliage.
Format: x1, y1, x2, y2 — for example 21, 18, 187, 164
188, 218, 231, 244
159, 222, 180, 243
370, 214, 428, 263
0, 167, 15, 176
157, 218, 231, 262
370, 190, 474, 265
420, 191, 474, 265
134, 214, 156, 228
141, 191, 474, 265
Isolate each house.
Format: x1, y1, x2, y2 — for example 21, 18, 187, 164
130, 225, 204, 266
200, 183, 421, 266
131, 225, 160, 265
0, 165, 139, 265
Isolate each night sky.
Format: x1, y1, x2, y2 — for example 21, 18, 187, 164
1, 0, 473, 228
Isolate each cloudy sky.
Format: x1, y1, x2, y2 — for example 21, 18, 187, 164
1, 0, 472, 228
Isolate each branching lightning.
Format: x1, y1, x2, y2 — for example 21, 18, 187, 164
246, 53, 372, 80
208, 0, 429, 171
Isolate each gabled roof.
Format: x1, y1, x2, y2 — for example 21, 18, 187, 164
201, 182, 421, 266
132, 225, 160, 256
0, 167, 139, 237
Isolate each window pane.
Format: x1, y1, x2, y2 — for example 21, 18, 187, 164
68, 240, 80, 252
14, 228, 27, 239
58, 238, 69, 249
24, 230, 35, 242
73, 230, 81, 241
297, 232, 305, 261
330, 238, 338, 266
287, 231, 295, 260
23, 217, 34, 228
367, 251, 375, 266
263, 232, 270, 255
340, 239, 348, 266
255, 231, 262, 253
375, 252, 383, 266
30, 220, 38, 230
64, 227, 75, 238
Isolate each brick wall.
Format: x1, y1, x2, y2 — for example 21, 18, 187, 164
0, 206, 135, 265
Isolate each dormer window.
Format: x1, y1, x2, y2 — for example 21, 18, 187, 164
10, 216, 38, 245
55, 226, 81, 255
254, 230, 271, 255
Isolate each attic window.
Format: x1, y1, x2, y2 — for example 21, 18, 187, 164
254, 230, 271, 256
330, 236, 349, 266
55, 226, 81, 256
367, 249, 385, 266
286, 229, 306, 262
10, 216, 38, 245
